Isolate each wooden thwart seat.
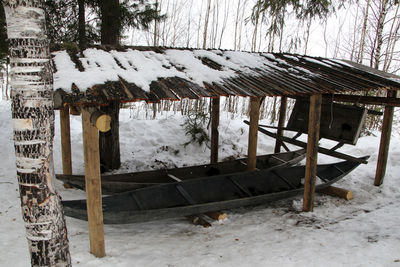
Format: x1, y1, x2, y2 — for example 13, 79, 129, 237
168, 172, 227, 227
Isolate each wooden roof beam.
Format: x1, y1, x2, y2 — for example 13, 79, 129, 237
323, 93, 400, 107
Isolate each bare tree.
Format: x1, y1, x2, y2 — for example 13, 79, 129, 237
358, 0, 371, 63
154, 0, 160, 46
370, 0, 389, 69
3, 0, 71, 265
203, 0, 212, 49
218, 0, 229, 48
234, 0, 241, 50
186, 0, 193, 47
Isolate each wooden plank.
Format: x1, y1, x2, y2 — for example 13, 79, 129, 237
322, 94, 400, 107
275, 96, 287, 153
247, 97, 261, 171
244, 121, 368, 164
81, 108, 106, 258
60, 106, 72, 175
318, 186, 353, 200
374, 90, 397, 186
303, 94, 322, 212
210, 97, 220, 164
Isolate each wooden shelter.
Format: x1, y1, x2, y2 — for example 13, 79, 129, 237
52, 45, 400, 257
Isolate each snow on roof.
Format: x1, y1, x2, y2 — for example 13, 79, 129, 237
51, 46, 400, 107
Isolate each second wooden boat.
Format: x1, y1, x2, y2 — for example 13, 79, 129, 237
57, 149, 306, 194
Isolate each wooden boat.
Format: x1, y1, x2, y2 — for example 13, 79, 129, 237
57, 149, 306, 194
62, 156, 368, 224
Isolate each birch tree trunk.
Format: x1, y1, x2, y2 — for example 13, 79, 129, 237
233, 0, 241, 50
3, 1, 71, 266
203, 0, 211, 49
358, 0, 371, 63
372, 0, 388, 69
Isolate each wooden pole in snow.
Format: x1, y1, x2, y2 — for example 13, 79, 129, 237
60, 106, 72, 175
374, 90, 397, 186
303, 94, 322, 212
210, 97, 220, 164
274, 96, 287, 153
247, 97, 261, 171
82, 108, 105, 258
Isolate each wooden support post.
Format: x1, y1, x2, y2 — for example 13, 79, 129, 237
81, 108, 106, 258
302, 94, 322, 212
247, 97, 261, 171
60, 106, 72, 175
210, 97, 220, 164
274, 96, 287, 153
374, 90, 397, 186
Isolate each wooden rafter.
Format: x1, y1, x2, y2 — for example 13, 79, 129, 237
322, 93, 400, 107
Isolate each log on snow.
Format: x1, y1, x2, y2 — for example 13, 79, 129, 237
318, 186, 353, 200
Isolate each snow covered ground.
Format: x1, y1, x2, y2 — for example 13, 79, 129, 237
1, 99, 400, 266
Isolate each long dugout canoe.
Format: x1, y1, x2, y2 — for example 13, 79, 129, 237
62, 156, 368, 224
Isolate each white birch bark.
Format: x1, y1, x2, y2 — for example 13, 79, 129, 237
233, 0, 241, 50
3, 0, 71, 266
203, 0, 211, 49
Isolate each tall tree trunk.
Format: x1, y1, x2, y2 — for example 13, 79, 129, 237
252, 1, 261, 52
203, 0, 211, 49
154, 0, 159, 46
186, 0, 193, 47
383, 3, 399, 72
372, 0, 388, 69
99, 0, 121, 170
197, 0, 204, 48
5, 57, 8, 99
99, 101, 120, 171
100, 0, 120, 45
233, 0, 241, 50
78, 0, 86, 49
3, 1, 71, 266
358, 0, 371, 63
218, 0, 229, 49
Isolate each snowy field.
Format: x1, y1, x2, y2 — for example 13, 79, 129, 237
0, 100, 400, 266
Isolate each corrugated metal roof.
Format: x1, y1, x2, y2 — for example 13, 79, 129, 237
51, 45, 400, 108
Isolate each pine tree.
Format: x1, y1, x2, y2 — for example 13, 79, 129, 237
44, 0, 98, 44
3, 0, 71, 265
92, 0, 164, 171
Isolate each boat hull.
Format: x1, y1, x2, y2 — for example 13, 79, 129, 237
58, 149, 306, 194
63, 156, 368, 224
